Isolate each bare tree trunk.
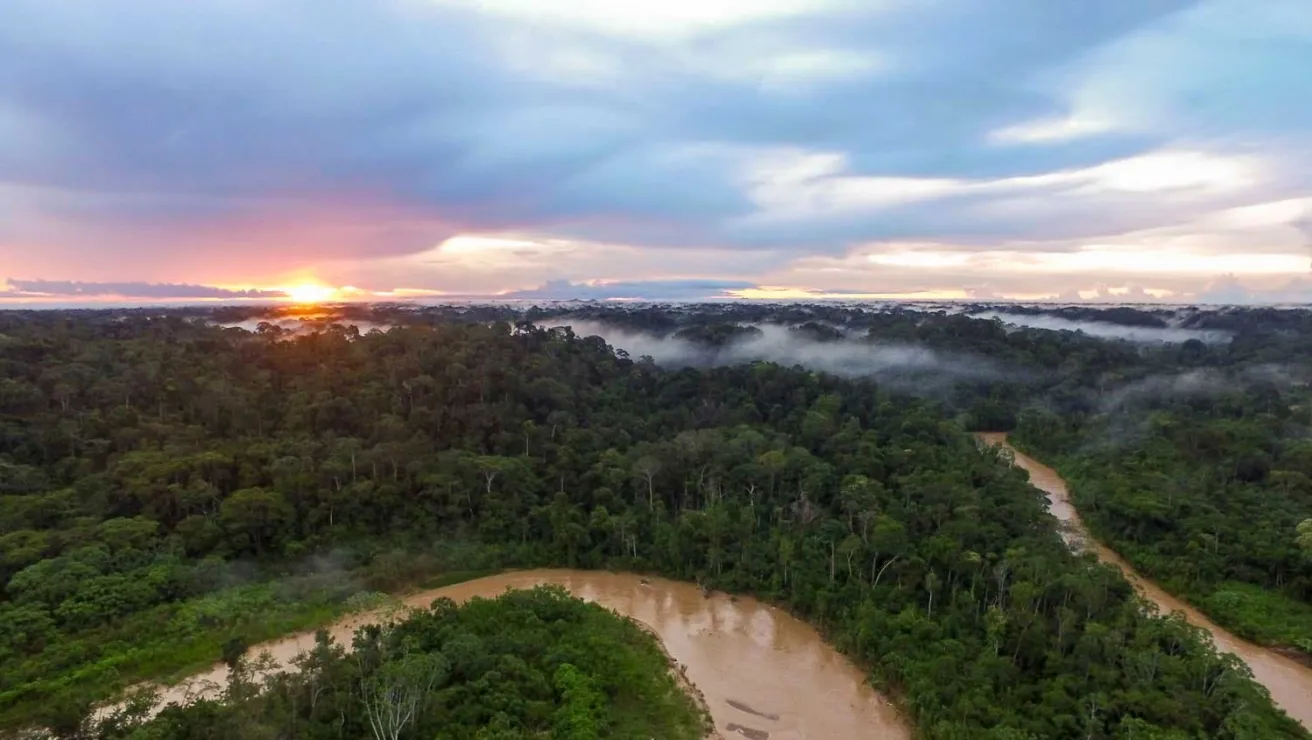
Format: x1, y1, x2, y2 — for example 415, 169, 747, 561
829, 541, 835, 582
873, 557, 898, 588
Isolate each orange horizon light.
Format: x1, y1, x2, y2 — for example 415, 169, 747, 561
284, 282, 338, 304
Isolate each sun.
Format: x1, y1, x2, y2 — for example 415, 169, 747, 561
284, 282, 338, 304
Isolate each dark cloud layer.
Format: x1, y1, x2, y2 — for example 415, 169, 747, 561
2, 279, 285, 300
0, 1, 1214, 257
2, 0, 1308, 301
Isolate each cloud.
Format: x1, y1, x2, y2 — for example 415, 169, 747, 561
1196, 274, 1312, 305
425, 0, 843, 40
503, 278, 755, 300
1099, 364, 1307, 412
0, 279, 285, 300
968, 310, 1231, 343
0, 0, 1309, 301
544, 320, 1003, 391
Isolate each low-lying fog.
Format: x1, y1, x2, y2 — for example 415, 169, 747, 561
544, 320, 1003, 388
1101, 364, 1306, 410
967, 311, 1231, 344
212, 318, 396, 335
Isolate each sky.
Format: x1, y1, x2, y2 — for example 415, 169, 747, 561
1, 0, 1311, 305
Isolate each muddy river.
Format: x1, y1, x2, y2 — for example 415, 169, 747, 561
979, 433, 1312, 730
127, 570, 909, 739
109, 437, 1311, 735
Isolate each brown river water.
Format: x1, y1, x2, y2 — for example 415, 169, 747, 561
119, 570, 909, 739
979, 433, 1312, 730
106, 438, 1311, 735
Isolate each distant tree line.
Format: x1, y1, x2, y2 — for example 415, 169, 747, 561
0, 308, 1307, 738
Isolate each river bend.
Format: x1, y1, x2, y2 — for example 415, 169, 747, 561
980, 433, 1312, 730
131, 570, 910, 739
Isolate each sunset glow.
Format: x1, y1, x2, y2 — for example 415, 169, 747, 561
284, 283, 339, 304
1, 0, 1309, 305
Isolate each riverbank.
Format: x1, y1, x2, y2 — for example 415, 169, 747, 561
0, 561, 500, 731
96, 584, 710, 740
627, 616, 722, 740
102, 570, 910, 739
16, 433, 1301, 738
0, 580, 348, 730
980, 433, 1312, 731
1046, 454, 1312, 668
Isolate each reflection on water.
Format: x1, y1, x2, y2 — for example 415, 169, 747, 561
129, 570, 909, 739
979, 433, 1312, 730
105, 438, 1312, 735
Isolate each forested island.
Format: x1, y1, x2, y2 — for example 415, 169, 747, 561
96, 585, 710, 740
2, 302, 1310, 738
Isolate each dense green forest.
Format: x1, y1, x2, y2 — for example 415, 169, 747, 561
1014, 378, 1312, 658
540, 301, 1312, 659
1, 307, 1308, 738
556, 303, 1312, 656
94, 586, 707, 740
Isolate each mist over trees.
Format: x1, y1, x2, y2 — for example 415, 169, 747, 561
1, 303, 1310, 738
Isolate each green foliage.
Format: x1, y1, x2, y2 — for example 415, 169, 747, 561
100, 587, 705, 740
552, 663, 605, 740
1199, 582, 1312, 650
0, 309, 1307, 738
1017, 391, 1312, 661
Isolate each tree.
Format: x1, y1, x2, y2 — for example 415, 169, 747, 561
632, 456, 661, 509
361, 650, 447, 740
552, 663, 604, 740
219, 487, 294, 555
3, 306, 1308, 739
